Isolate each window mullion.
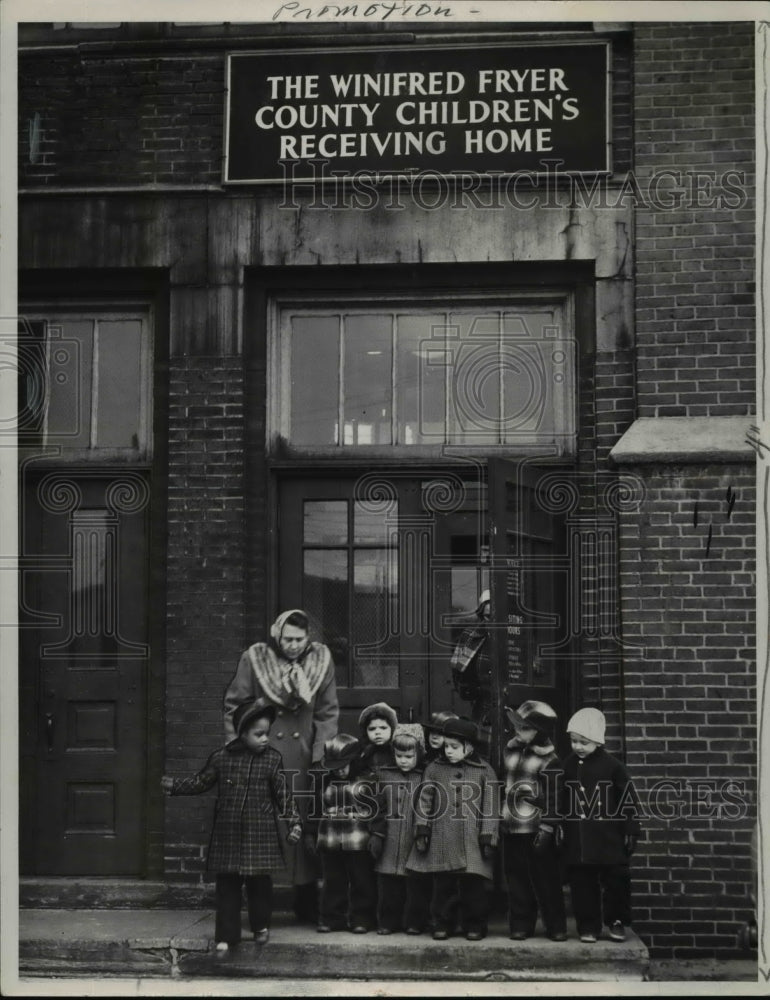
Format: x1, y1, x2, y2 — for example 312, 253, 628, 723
91, 318, 100, 449
498, 310, 504, 445
338, 315, 345, 447
391, 313, 397, 445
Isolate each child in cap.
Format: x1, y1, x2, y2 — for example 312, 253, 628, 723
354, 701, 398, 776
560, 707, 642, 944
306, 734, 378, 934
423, 710, 459, 763
161, 698, 301, 953
407, 717, 500, 941
501, 700, 567, 942
368, 725, 432, 935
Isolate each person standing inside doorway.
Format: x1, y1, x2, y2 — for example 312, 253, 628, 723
450, 590, 494, 727
223, 609, 340, 924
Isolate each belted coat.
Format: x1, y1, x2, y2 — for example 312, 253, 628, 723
170, 742, 299, 875
559, 747, 642, 866
406, 755, 500, 880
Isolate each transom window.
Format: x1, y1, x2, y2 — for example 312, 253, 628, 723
272, 293, 575, 453
20, 311, 152, 459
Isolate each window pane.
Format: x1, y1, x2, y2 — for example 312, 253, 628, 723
396, 314, 446, 445
343, 315, 391, 445
353, 498, 397, 545
303, 549, 349, 686
304, 500, 348, 545
447, 312, 500, 444
501, 311, 554, 441
290, 316, 339, 445
352, 549, 399, 687
47, 319, 93, 448
96, 320, 143, 448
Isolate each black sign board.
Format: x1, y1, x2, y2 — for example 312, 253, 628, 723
224, 42, 611, 184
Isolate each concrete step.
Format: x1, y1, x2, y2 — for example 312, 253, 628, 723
18, 909, 650, 982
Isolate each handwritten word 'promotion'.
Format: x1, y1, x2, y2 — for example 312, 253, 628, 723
254, 68, 581, 160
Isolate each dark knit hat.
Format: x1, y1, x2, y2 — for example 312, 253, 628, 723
233, 698, 276, 737
424, 710, 459, 733
321, 733, 362, 770
442, 716, 479, 745
504, 700, 558, 739
358, 701, 398, 736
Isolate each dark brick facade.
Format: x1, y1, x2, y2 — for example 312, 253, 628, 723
17, 21, 757, 962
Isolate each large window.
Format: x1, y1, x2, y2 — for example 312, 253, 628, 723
272, 293, 576, 454
20, 310, 152, 459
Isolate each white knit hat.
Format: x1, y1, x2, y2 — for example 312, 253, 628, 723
567, 707, 606, 745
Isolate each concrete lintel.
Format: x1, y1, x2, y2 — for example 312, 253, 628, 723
610, 416, 755, 465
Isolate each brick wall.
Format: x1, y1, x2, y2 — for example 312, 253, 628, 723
627, 21, 756, 958
634, 22, 755, 418
619, 466, 756, 957
164, 357, 246, 874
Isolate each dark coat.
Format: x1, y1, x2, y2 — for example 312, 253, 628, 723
559, 747, 642, 866
406, 754, 500, 880
171, 743, 299, 876
370, 766, 424, 876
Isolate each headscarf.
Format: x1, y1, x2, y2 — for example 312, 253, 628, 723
247, 609, 329, 708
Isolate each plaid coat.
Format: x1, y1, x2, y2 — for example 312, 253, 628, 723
501, 737, 562, 835
559, 747, 642, 866
309, 771, 378, 853
171, 742, 299, 875
406, 755, 500, 880
369, 766, 424, 875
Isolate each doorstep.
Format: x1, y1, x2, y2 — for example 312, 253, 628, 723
17, 908, 650, 983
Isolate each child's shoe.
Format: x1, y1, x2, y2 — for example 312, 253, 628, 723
405, 927, 422, 935
465, 929, 485, 941
548, 931, 568, 942
215, 941, 230, 954
432, 927, 450, 940
579, 932, 597, 943
509, 930, 528, 940
350, 925, 368, 934
608, 921, 626, 942
254, 928, 269, 945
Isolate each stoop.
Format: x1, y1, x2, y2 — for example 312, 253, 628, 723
18, 908, 649, 983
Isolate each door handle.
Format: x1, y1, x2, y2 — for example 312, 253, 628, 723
45, 712, 54, 752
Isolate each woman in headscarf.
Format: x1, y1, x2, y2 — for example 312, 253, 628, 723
223, 609, 339, 923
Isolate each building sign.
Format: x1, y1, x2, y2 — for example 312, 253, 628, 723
224, 42, 611, 184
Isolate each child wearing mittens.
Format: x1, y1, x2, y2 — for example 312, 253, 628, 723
501, 700, 567, 942
368, 725, 432, 935
307, 733, 379, 934
161, 698, 302, 953
560, 707, 642, 944
406, 717, 500, 941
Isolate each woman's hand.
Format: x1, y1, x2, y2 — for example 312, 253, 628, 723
287, 824, 302, 845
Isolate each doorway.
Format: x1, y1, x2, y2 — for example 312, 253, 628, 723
276, 461, 572, 757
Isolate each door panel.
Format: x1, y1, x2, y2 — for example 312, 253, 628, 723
20, 473, 148, 874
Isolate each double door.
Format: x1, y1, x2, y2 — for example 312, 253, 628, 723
278, 460, 573, 760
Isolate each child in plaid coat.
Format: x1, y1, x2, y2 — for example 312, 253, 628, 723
307, 734, 379, 933
501, 700, 567, 942
161, 698, 301, 952
406, 717, 499, 941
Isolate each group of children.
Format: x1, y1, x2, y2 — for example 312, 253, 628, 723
163, 698, 641, 951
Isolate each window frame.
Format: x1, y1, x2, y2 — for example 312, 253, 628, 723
268, 288, 577, 459
21, 303, 153, 462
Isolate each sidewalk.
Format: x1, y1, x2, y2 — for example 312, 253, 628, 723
16, 908, 653, 983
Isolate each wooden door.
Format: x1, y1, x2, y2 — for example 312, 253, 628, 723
20, 471, 149, 874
